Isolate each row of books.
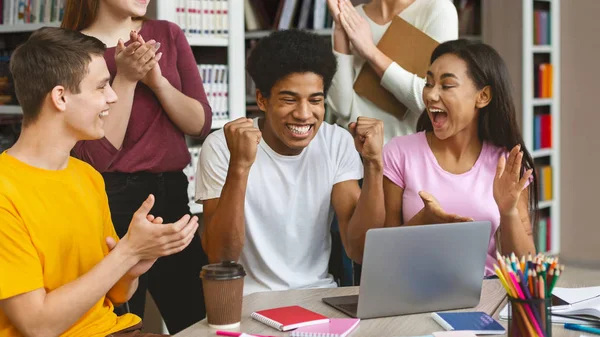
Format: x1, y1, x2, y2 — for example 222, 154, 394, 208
1, 0, 63, 25
536, 215, 552, 253
175, 0, 229, 37
534, 62, 553, 98
533, 9, 551, 45
245, 0, 333, 31
536, 164, 552, 202
533, 113, 551, 150
198, 64, 229, 122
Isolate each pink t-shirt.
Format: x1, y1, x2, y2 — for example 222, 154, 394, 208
383, 131, 505, 277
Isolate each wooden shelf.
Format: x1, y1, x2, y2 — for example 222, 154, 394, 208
0, 105, 22, 115
0, 22, 60, 33
186, 35, 228, 47
532, 148, 554, 158
245, 28, 332, 39
532, 98, 553, 106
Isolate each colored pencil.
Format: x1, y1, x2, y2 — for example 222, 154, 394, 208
495, 253, 563, 337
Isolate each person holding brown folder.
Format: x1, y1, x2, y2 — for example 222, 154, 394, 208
327, 0, 458, 143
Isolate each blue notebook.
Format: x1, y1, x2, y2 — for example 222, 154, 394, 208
432, 312, 506, 335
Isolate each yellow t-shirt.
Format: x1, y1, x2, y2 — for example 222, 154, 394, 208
0, 152, 140, 337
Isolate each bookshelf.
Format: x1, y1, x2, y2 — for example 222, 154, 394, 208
0, 21, 59, 33
150, 0, 245, 216
522, 0, 560, 255
150, 0, 245, 127
0, 3, 66, 151
455, 0, 483, 41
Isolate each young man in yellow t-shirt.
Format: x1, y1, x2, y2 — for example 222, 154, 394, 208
0, 28, 199, 337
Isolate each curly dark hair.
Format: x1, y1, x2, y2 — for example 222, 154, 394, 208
246, 29, 337, 98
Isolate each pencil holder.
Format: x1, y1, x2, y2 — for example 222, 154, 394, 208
507, 296, 552, 337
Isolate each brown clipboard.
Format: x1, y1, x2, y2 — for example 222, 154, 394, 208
353, 16, 439, 120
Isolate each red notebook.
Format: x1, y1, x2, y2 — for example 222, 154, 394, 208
250, 305, 329, 331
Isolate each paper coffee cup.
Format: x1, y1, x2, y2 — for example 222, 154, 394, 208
200, 261, 246, 329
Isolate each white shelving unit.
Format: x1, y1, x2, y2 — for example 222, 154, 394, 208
186, 36, 229, 47
151, 0, 245, 128
150, 1, 245, 217
522, 0, 560, 255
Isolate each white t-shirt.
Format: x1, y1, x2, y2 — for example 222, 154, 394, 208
327, 0, 459, 143
195, 119, 364, 295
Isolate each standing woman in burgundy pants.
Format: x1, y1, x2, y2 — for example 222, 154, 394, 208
62, 0, 212, 333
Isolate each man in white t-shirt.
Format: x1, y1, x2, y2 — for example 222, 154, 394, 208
195, 29, 385, 295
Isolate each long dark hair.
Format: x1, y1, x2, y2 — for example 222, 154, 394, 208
417, 39, 539, 232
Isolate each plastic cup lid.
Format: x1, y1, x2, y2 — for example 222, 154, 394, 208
200, 261, 246, 281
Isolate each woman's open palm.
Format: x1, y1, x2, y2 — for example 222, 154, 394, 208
493, 145, 533, 215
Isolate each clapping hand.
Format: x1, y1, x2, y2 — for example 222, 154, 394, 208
105, 213, 164, 278
493, 145, 533, 216
114, 31, 162, 84
418, 191, 474, 225
338, 0, 377, 59
119, 195, 199, 264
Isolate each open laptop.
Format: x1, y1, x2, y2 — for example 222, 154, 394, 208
323, 221, 492, 319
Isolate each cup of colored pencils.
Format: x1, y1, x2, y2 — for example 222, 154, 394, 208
494, 252, 564, 337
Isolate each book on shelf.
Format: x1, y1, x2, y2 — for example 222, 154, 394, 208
537, 215, 551, 253
534, 63, 553, 98
536, 164, 553, 201
244, 0, 333, 32
198, 64, 229, 122
175, 0, 229, 38
533, 9, 551, 45
1, 0, 64, 25
533, 113, 552, 150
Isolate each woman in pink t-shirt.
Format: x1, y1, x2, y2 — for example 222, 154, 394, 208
382, 39, 537, 276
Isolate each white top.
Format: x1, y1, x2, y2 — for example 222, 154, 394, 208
195, 119, 363, 295
327, 0, 459, 143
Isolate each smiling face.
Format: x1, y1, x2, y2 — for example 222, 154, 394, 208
101, 0, 149, 18
257, 72, 326, 155
62, 55, 117, 141
423, 53, 490, 140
